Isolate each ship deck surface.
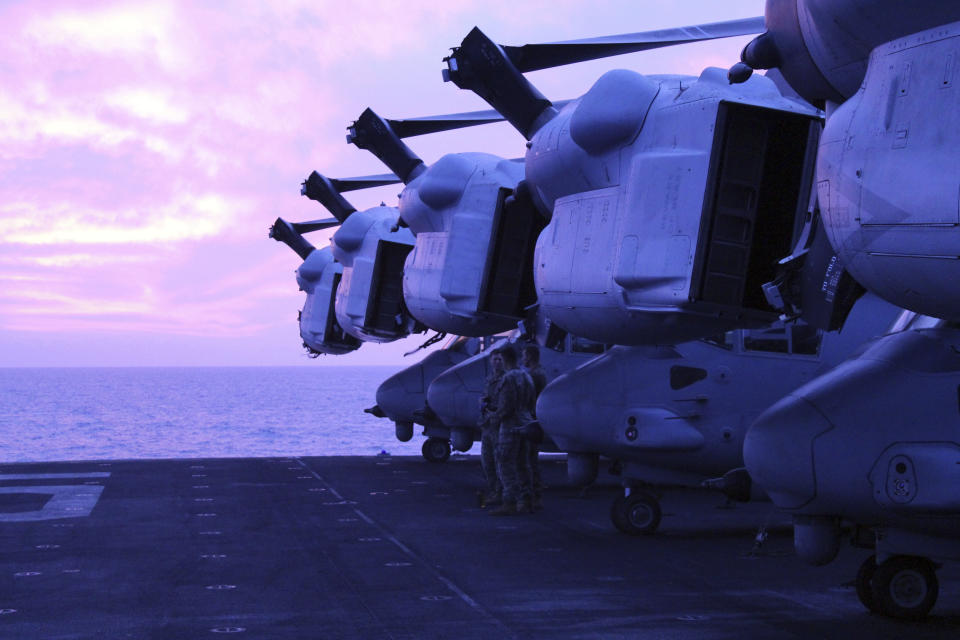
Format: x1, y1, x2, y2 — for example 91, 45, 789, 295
1, 455, 958, 639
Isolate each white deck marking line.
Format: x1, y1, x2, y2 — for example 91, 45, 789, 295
293, 461, 345, 499
0, 473, 111, 481
354, 511, 375, 525
294, 458, 515, 638
0, 485, 106, 521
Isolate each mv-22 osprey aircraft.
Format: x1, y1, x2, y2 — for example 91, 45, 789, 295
273, 0, 958, 619
336, 16, 830, 474
721, 0, 960, 620
435, 1, 960, 619
268, 174, 387, 355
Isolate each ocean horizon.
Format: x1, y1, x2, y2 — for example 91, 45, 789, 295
0, 365, 438, 463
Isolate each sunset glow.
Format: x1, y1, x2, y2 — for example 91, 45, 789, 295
0, 0, 763, 366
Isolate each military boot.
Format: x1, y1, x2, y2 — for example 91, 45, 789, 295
480, 492, 502, 508
516, 498, 533, 514
489, 501, 517, 516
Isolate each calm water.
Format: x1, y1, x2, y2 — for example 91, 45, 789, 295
0, 366, 428, 462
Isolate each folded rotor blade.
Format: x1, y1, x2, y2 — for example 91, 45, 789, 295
291, 218, 341, 234
330, 173, 401, 192
387, 108, 505, 138
386, 101, 575, 138
503, 16, 765, 73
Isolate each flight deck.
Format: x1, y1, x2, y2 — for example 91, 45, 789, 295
1, 455, 958, 639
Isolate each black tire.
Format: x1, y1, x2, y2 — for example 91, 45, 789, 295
855, 555, 882, 614
871, 555, 938, 620
618, 492, 661, 535
610, 493, 629, 533
421, 438, 451, 463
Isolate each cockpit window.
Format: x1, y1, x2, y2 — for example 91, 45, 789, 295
887, 311, 944, 334
570, 336, 605, 354
544, 323, 567, 352
670, 365, 708, 390
743, 327, 789, 353
743, 323, 822, 356
481, 334, 510, 352
790, 324, 821, 355
701, 332, 735, 350
448, 335, 481, 356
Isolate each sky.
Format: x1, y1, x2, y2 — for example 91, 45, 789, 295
0, 0, 766, 367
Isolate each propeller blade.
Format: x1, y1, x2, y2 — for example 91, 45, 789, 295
330, 173, 401, 192
502, 16, 765, 73
291, 218, 340, 234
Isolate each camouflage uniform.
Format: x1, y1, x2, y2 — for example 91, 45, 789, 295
494, 368, 536, 507
525, 363, 548, 504
478, 370, 504, 500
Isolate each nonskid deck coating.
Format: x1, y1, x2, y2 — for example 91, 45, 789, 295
0, 455, 958, 639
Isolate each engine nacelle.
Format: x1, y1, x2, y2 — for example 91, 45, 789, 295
295, 247, 360, 355
818, 21, 960, 320
331, 205, 420, 342
400, 153, 539, 336
532, 67, 822, 345
742, 0, 960, 104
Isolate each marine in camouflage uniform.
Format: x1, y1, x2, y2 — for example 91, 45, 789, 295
478, 355, 504, 506
522, 345, 548, 510
490, 345, 535, 515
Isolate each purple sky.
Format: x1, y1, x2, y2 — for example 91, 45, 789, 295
0, 0, 764, 367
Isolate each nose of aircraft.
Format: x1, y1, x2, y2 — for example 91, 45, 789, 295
427, 357, 487, 428
375, 365, 426, 422
537, 354, 621, 453
743, 393, 834, 510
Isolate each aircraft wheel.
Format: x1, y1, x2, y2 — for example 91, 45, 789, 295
610, 494, 629, 533
855, 555, 881, 614
421, 438, 451, 463
613, 492, 661, 535
871, 555, 938, 620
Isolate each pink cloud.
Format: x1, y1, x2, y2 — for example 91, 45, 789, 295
0, 0, 764, 366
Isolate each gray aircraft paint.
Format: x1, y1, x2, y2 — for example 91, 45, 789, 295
330, 205, 418, 343
818, 22, 960, 319
745, 312, 960, 559
530, 68, 821, 345
537, 294, 899, 489
727, 2, 960, 617
400, 154, 527, 336
426, 330, 607, 451
372, 335, 482, 446
267, 0, 960, 618
295, 247, 360, 355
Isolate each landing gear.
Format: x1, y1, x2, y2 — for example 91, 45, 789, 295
610, 490, 661, 535
854, 556, 882, 614
421, 437, 451, 463
866, 555, 939, 620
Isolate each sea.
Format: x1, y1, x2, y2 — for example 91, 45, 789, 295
0, 366, 432, 463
